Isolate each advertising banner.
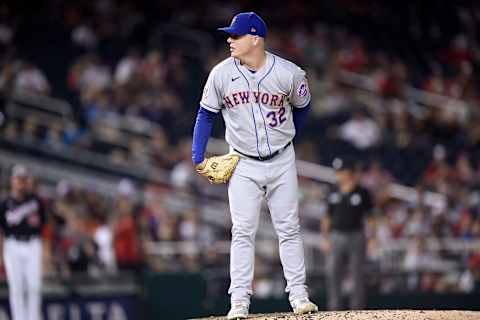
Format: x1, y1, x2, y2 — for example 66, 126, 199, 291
0, 295, 139, 320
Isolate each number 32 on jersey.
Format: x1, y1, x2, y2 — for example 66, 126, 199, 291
266, 107, 286, 127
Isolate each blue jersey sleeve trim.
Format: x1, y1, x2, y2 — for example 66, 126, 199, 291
192, 106, 217, 165
292, 102, 311, 139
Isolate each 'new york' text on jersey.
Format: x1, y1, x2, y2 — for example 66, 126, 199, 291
200, 51, 310, 158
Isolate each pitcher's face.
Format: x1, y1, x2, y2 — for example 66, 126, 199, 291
227, 34, 258, 59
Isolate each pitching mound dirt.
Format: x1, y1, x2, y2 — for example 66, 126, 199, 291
190, 310, 480, 320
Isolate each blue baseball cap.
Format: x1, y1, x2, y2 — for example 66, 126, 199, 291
218, 12, 267, 38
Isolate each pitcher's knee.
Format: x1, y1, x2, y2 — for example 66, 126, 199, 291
231, 225, 256, 241
276, 222, 301, 241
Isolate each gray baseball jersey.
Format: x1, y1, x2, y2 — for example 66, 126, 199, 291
200, 51, 310, 157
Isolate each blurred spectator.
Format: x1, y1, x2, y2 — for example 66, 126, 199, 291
128, 138, 151, 166
445, 34, 473, 70
170, 138, 197, 190
69, 55, 111, 93
14, 62, 50, 95
374, 61, 408, 98
112, 185, 142, 271
459, 267, 475, 293
361, 160, 392, 196
71, 21, 98, 50
114, 47, 142, 86
141, 50, 166, 89
0, 23, 13, 46
93, 213, 117, 274
404, 208, 428, 238
63, 213, 96, 275
21, 115, 41, 144
338, 110, 381, 150
43, 122, 65, 152
117, 178, 137, 199
3, 121, 19, 141
78, 55, 112, 92
336, 36, 368, 73
150, 127, 176, 169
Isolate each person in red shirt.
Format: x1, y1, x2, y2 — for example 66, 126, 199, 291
113, 193, 142, 271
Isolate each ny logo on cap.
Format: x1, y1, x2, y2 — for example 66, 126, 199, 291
251, 27, 256, 33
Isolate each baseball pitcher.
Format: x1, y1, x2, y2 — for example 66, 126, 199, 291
0, 165, 46, 320
192, 12, 318, 319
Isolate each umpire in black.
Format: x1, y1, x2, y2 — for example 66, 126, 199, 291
323, 156, 373, 310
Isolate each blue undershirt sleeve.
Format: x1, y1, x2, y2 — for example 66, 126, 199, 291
192, 106, 218, 165
292, 102, 311, 140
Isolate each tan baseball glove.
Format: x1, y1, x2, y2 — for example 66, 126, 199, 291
195, 154, 240, 184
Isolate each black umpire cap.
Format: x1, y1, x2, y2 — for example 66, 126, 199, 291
332, 156, 356, 171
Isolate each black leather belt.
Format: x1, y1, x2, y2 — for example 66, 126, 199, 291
9, 234, 38, 241
234, 141, 292, 161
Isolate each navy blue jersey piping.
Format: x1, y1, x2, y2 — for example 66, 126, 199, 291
256, 55, 276, 157
234, 59, 261, 157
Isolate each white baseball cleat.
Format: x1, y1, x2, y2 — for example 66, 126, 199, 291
291, 297, 318, 314
227, 302, 249, 319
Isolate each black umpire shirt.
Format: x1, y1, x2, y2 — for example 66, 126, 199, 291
327, 185, 372, 232
0, 193, 46, 239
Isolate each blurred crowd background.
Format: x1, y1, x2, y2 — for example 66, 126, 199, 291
1, 0, 480, 303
